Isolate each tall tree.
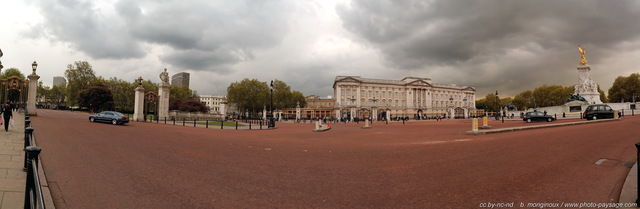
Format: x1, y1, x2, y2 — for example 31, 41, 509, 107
49, 84, 67, 108
65, 61, 97, 107
227, 78, 269, 118
608, 73, 640, 102
512, 90, 533, 110
291, 91, 307, 108
104, 77, 135, 113
170, 85, 195, 106
272, 79, 293, 110
0, 68, 25, 79
78, 81, 114, 112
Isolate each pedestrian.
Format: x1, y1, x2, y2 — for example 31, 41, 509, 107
1, 102, 13, 132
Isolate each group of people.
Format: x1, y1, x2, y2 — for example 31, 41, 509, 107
0, 102, 14, 132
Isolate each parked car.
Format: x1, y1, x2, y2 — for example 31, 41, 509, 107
583, 104, 614, 120
89, 111, 130, 125
522, 111, 555, 123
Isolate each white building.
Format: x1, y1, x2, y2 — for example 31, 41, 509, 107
333, 76, 476, 120
199, 95, 227, 117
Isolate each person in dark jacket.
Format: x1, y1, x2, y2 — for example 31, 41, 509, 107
1, 102, 13, 131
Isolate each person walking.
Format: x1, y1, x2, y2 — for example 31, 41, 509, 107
1, 102, 13, 131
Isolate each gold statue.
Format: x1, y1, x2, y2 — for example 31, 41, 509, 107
578, 45, 587, 65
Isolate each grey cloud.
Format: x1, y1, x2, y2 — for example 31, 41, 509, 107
30, 0, 293, 71
337, 0, 640, 96
337, 0, 640, 68
30, 0, 145, 59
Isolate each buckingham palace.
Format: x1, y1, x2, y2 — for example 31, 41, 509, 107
333, 76, 477, 121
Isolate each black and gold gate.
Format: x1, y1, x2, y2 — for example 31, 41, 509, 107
144, 92, 158, 120
454, 107, 465, 119
1, 76, 27, 105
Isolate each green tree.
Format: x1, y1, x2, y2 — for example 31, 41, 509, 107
0, 68, 25, 79
608, 73, 640, 102
37, 81, 51, 106
272, 80, 293, 110
104, 77, 135, 113
65, 61, 97, 107
169, 85, 195, 108
291, 90, 307, 108
49, 84, 67, 108
77, 81, 114, 112
227, 78, 269, 118
512, 90, 533, 110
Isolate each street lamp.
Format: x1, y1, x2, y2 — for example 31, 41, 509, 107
371, 97, 378, 122
0, 48, 4, 72
31, 61, 38, 74
268, 80, 275, 128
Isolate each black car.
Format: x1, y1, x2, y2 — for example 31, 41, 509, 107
523, 111, 555, 123
89, 111, 130, 125
583, 104, 614, 120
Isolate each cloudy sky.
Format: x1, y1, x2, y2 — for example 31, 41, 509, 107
2, 0, 640, 98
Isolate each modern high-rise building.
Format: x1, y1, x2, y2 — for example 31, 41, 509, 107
171, 72, 190, 88
53, 76, 66, 87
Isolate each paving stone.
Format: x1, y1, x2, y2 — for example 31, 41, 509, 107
0, 179, 25, 191
1, 191, 24, 209
5, 169, 25, 179
0, 168, 6, 178
0, 155, 10, 162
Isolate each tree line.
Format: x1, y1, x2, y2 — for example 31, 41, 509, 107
474, 73, 640, 111
226, 78, 307, 118
37, 61, 201, 113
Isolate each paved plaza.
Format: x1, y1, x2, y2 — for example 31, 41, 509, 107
21, 109, 640, 208
0, 111, 25, 209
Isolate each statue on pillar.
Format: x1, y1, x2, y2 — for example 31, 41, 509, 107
578, 45, 588, 66
159, 68, 169, 86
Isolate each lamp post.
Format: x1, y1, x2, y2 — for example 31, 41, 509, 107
268, 80, 275, 128
496, 90, 503, 123
371, 97, 378, 122
449, 96, 453, 119
31, 61, 38, 74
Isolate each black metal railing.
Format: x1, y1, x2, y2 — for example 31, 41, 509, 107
24, 146, 44, 209
23, 113, 46, 209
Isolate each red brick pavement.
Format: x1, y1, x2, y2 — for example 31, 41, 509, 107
31, 109, 640, 208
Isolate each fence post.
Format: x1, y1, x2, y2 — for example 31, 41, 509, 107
23, 127, 35, 171
24, 146, 43, 209
635, 142, 640, 205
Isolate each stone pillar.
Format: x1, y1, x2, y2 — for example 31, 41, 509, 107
158, 84, 170, 120
27, 74, 40, 116
296, 104, 301, 120
133, 86, 145, 121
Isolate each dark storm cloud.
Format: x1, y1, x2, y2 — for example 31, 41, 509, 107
30, 0, 292, 73
29, 0, 145, 59
337, 0, 640, 95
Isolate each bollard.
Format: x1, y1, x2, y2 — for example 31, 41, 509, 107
483, 117, 488, 127
206, 120, 209, 129
25, 119, 31, 127
183, 119, 186, 126
173, 118, 176, 125
472, 118, 478, 132
554, 113, 557, 119
23, 127, 35, 171
260, 121, 263, 130
249, 122, 252, 130
194, 119, 197, 127
165, 117, 167, 124
615, 110, 619, 119
221, 121, 224, 129
236, 121, 238, 130
635, 142, 640, 205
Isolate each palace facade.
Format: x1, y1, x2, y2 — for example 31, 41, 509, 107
333, 76, 476, 120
